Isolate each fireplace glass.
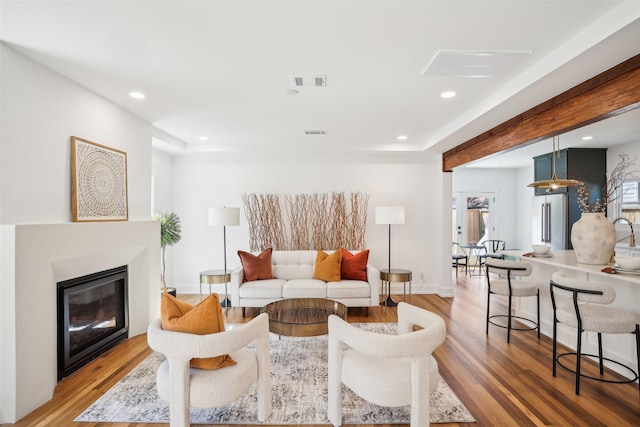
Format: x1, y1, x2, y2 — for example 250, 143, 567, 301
57, 265, 128, 380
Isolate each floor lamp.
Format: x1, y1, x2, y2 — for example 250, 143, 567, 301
208, 206, 240, 307
375, 206, 405, 306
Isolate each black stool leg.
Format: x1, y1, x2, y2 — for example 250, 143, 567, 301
576, 329, 583, 395
552, 316, 558, 377
507, 294, 513, 343
635, 325, 640, 391
536, 291, 540, 339
598, 333, 604, 375
486, 291, 491, 335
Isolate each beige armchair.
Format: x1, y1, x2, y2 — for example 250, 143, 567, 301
327, 302, 446, 427
147, 313, 272, 427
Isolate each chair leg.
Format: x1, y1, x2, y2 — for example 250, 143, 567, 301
454, 259, 459, 278
635, 325, 640, 391
486, 291, 491, 335
576, 329, 583, 395
536, 291, 541, 339
552, 317, 558, 377
598, 332, 604, 375
507, 294, 513, 343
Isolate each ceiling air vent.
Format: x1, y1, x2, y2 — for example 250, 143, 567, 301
304, 130, 327, 135
422, 50, 532, 77
292, 75, 327, 87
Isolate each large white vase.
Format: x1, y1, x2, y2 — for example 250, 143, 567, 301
570, 212, 616, 265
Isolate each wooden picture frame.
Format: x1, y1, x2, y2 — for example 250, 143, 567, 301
71, 136, 128, 222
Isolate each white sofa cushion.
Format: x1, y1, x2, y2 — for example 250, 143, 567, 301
282, 279, 327, 298
238, 278, 286, 299
327, 280, 371, 299
272, 250, 317, 280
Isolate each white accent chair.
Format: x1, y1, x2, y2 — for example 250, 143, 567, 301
146, 313, 272, 427
327, 302, 446, 427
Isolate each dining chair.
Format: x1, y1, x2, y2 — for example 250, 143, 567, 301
479, 239, 505, 274
452, 242, 469, 278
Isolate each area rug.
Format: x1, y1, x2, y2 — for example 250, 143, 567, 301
76, 323, 475, 424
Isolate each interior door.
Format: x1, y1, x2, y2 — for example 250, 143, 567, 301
453, 192, 496, 245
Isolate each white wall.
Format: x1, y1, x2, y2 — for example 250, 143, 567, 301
153, 150, 454, 296
0, 43, 152, 224
0, 44, 157, 423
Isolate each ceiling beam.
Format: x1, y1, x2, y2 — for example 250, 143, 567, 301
442, 53, 640, 172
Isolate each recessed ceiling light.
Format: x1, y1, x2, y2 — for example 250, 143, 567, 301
199, 136, 209, 141
129, 91, 145, 99
397, 135, 408, 140
440, 91, 457, 99
582, 135, 593, 141
286, 89, 299, 96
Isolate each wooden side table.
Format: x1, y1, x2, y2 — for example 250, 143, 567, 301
199, 269, 231, 307
379, 268, 412, 307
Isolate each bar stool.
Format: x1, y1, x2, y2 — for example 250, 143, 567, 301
485, 258, 540, 343
550, 272, 639, 395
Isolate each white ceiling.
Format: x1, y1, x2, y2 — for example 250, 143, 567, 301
2, 1, 639, 163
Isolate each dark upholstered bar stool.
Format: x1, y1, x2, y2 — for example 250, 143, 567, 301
485, 258, 540, 343
550, 272, 639, 395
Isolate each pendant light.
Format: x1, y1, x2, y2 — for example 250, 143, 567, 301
527, 135, 582, 189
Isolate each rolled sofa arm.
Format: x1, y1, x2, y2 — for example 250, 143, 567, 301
366, 263, 380, 306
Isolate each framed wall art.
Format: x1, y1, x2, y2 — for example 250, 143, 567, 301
71, 136, 128, 222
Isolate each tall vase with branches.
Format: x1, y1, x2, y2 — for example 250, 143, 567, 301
154, 212, 182, 291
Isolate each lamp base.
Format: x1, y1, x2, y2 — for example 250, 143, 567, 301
380, 295, 398, 307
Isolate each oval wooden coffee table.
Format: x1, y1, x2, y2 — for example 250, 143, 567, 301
260, 298, 347, 337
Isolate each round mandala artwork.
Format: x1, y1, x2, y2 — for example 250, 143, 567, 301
75, 139, 127, 220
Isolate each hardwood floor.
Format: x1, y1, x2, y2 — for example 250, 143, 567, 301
7, 270, 639, 426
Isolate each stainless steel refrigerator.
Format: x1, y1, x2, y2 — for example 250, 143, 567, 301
532, 193, 568, 250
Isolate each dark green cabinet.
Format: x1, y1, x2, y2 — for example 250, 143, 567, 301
533, 148, 607, 248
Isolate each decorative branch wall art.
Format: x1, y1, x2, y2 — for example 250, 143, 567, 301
71, 136, 128, 222
242, 191, 369, 251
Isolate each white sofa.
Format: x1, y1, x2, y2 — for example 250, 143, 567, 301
230, 250, 380, 316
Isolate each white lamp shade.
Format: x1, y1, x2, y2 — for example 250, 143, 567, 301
208, 207, 240, 226
375, 206, 405, 225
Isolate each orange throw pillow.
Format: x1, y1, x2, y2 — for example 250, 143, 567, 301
313, 250, 342, 281
238, 248, 274, 281
161, 292, 236, 370
341, 248, 369, 281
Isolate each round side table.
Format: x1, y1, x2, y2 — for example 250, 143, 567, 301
199, 269, 231, 307
379, 268, 412, 307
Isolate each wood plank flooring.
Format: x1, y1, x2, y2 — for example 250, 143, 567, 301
7, 269, 639, 426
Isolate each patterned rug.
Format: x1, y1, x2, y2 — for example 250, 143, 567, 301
76, 323, 475, 424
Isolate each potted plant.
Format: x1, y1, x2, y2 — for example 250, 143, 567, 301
153, 211, 182, 295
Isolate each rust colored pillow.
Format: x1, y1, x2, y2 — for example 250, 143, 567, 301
238, 248, 274, 281
313, 250, 342, 282
161, 292, 236, 370
341, 248, 369, 281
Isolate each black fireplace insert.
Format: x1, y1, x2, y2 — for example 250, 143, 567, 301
57, 265, 129, 380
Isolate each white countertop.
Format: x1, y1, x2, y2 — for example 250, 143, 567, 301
501, 250, 640, 285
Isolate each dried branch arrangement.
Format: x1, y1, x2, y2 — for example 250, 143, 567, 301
242, 193, 287, 251
243, 191, 369, 251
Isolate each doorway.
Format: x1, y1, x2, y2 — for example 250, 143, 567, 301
452, 192, 496, 245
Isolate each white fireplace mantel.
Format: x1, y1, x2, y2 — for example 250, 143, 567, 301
0, 221, 160, 423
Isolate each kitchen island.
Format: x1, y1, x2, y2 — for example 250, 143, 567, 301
501, 249, 639, 380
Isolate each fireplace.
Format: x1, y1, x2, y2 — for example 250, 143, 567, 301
57, 265, 129, 380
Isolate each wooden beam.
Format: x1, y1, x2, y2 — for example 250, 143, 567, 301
442, 53, 640, 172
